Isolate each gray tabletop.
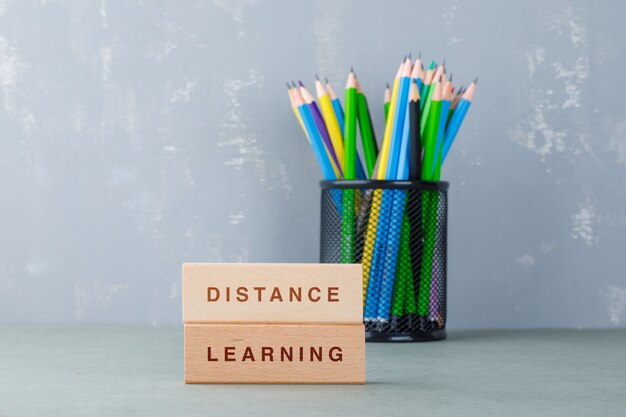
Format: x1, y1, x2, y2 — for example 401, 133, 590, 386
1, 327, 624, 416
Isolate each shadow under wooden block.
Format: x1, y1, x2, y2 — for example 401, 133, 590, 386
184, 323, 365, 384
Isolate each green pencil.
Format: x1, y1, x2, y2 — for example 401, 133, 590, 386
341, 70, 358, 263
418, 81, 442, 316
344, 71, 357, 179
421, 63, 443, 136
391, 211, 413, 316
383, 83, 391, 122
419, 61, 436, 109
420, 82, 442, 181
356, 82, 378, 178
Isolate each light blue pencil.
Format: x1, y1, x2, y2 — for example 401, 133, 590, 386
367, 59, 411, 320
442, 80, 475, 163
296, 102, 336, 180
376, 78, 416, 320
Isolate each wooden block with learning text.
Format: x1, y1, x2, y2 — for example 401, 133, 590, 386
184, 323, 365, 384
182, 263, 362, 324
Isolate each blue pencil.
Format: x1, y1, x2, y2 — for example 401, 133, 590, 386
294, 89, 336, 180
442, 80, 475, 163
385, 63, 411, 179
367, 59, 412, 321
364, 188, 393, 320
376, 78, 419, 320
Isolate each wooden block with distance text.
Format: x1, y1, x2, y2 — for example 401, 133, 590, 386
184, 323, 365, 384
182, 263, 362, 324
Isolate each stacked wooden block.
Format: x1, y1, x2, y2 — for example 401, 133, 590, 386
182, 263, 365, 384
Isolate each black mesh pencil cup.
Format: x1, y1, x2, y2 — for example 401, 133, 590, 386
320, 180, 448, 342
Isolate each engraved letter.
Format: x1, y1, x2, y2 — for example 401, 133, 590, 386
207, 287, 220, 302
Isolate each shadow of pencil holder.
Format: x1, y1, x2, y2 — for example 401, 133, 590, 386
320, 180, 449, 342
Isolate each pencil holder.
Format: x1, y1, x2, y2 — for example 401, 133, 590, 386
320, 180, 448, 342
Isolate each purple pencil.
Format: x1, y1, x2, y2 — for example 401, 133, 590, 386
298, 81, 343, 178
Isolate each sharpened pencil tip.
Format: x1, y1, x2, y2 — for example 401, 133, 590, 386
298, 80, 304, 87
324, 76, 329, 84
286, 82, 291, 89
442, 59, 446, 67
291, 81, 297, 87
408, 52, 412, 59
449, 73, 453, 82
474, 76, 479, 84
315, 74, 319, 81
418, 51, 421, 59
386, 82, 390, 89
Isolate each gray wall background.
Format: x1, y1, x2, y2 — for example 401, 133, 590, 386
1, 0, 625, 328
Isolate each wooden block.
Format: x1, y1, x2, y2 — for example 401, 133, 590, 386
184, 323, 365, 384
182, 263, 362, 324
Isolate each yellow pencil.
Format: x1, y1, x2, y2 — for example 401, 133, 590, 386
376, 61, 404, 179
315, 75, 345, 172
361, 61, 404, 304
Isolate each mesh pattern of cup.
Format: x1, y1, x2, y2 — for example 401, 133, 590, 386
320, 187, 447, 334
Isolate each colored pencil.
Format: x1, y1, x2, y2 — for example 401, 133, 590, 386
344, 71, 358, 180
420, 62, 443, 135
412, 55, 425, 92
408, 81, 422, 180
406, 80, 422, 317
379, 71, 419, 320
385, 57, 412, 179
325, 78, 344, 129
420, 60, 436, 109
292, 87, 337, 180
341, 71, 358, 263
327, 77, 366, 179
315, 76, 345, 174
383, 84, 391, 121
362, 62, 403, 312
442, 79, 476, 163
299, 82, 343, 178
447, 85, 464, 127
433, 80, 452, 180
375, 56, 412, 320
287, 83, 310, 143
420, 80, 442, 181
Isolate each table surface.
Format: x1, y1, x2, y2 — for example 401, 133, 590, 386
1, 327, 625, 417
